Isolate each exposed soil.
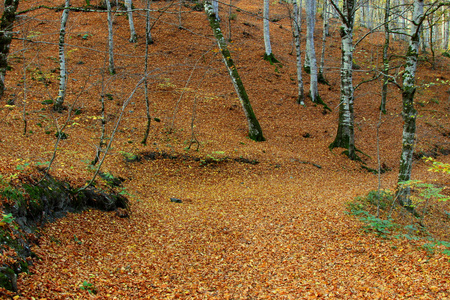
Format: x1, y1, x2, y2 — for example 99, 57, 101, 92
0, 0, 449, 298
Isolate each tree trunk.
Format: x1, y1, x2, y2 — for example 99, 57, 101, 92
305, 0, 320, 103
53, 0, 70, 112
204, 1, 265, 141
263, 0, 276, 63
213, 0, 219, 21
380, 0, 390, 114
0, 0, 20, 99
329, 0, 356, 160
292, 0, 305, 105
442, 12, 449, 49
106, 0, 115, 74
319, 0, 329, 84
142, 0, 152, 145
397, 0, 423, 209
125, 0, 137, 43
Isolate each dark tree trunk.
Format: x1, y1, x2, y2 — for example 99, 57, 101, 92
0, 0, 20, 98
396, 0, 423, 210
204, 1, 265, 141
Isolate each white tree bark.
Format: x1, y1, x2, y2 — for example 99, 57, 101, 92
54, 0, 70, 111
263, 0, 273, 59
146, 0, 153, 44
106, 0, 115, 74
329, 0, 356, 159
213, 0, 219, 21
125, 0, 137, 43
292, 0, 305, 105
319, 0, 329, 81
305, 0, 320, 103
397, 0, 424, 208
443, 12, 449, 49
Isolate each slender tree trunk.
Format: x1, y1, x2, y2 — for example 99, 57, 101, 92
142, 0, 152, 145
263, 0, 277, 63
292, 0, 305, 105
305, 0, 320, 103
125, 0, 137, 43
397, 0, 424, 209
213, 0, 219, 21
442, 12, 449, 49
106, 0, 116, 74
319, 0, 329, 84
53, 0, 70, 112
0, 0, 20, 99
329, 0, 356, 160
205, 1, 265, 141
146, 0, 153, 44
380, 0, 390, 114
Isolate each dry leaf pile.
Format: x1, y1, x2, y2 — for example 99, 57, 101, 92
0, 0, 449, 298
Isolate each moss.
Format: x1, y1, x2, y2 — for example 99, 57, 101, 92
263, 53, 279, 65
318, 72, 329, 85
303, 65, 311, 74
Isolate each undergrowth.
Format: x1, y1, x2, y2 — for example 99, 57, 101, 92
347, 160, 450, 260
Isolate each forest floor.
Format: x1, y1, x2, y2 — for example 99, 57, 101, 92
0, 0, 450, 298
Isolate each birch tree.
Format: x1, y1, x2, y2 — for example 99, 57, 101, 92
292, 0, 305, 105
53, 0, 70, 112
396, 0, 424, 209
0, 0, 20, 98
204, 1, 265, 141
106, 0, 115, 74
213, 0, 219, 21
329, 0, 358, 159
125, 0, 137, 43
263, 0, 278, 63
305, 0, 324, 104
146, 0, 153, 44
319, 0, 330, 84
380, 0, 391, 113
142, 0, 152, 145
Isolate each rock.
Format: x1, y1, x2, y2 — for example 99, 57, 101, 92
170, 198, 182, 203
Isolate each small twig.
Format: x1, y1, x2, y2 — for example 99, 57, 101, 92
79, 76, 146, 192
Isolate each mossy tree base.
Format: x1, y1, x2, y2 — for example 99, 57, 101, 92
263, 53, 280, 65
308, 92, 331, 111
318, 72, 329, 85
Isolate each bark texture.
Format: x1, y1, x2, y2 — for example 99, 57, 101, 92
205, 1, 265, 141
0, 0, 19, 98
292, 0, 304, 105
305, 0, 320, 103
53, 0, 70, 112
106, 0, 115, 74
397, 0, 424, 208
125, 0, 137, 43
329, 0, 356, 159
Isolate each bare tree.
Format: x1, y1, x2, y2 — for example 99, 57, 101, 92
53, 0, 70, 112
292, 0, 305, 105
329, 0, 358, 159
205, 0, 265, 141
125, 0, 137, 42
0, 0, 20, 98
106, 0, 116, 74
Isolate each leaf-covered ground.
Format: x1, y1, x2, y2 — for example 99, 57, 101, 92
0, 0, 449, 298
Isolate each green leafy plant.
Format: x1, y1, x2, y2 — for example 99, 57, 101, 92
80, 280, 96, 294
350, 209, 397, 238
200, 151, 228, 166
0, 213, 14, 225
424, 157, 450, 174
119, 151, 140, 162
